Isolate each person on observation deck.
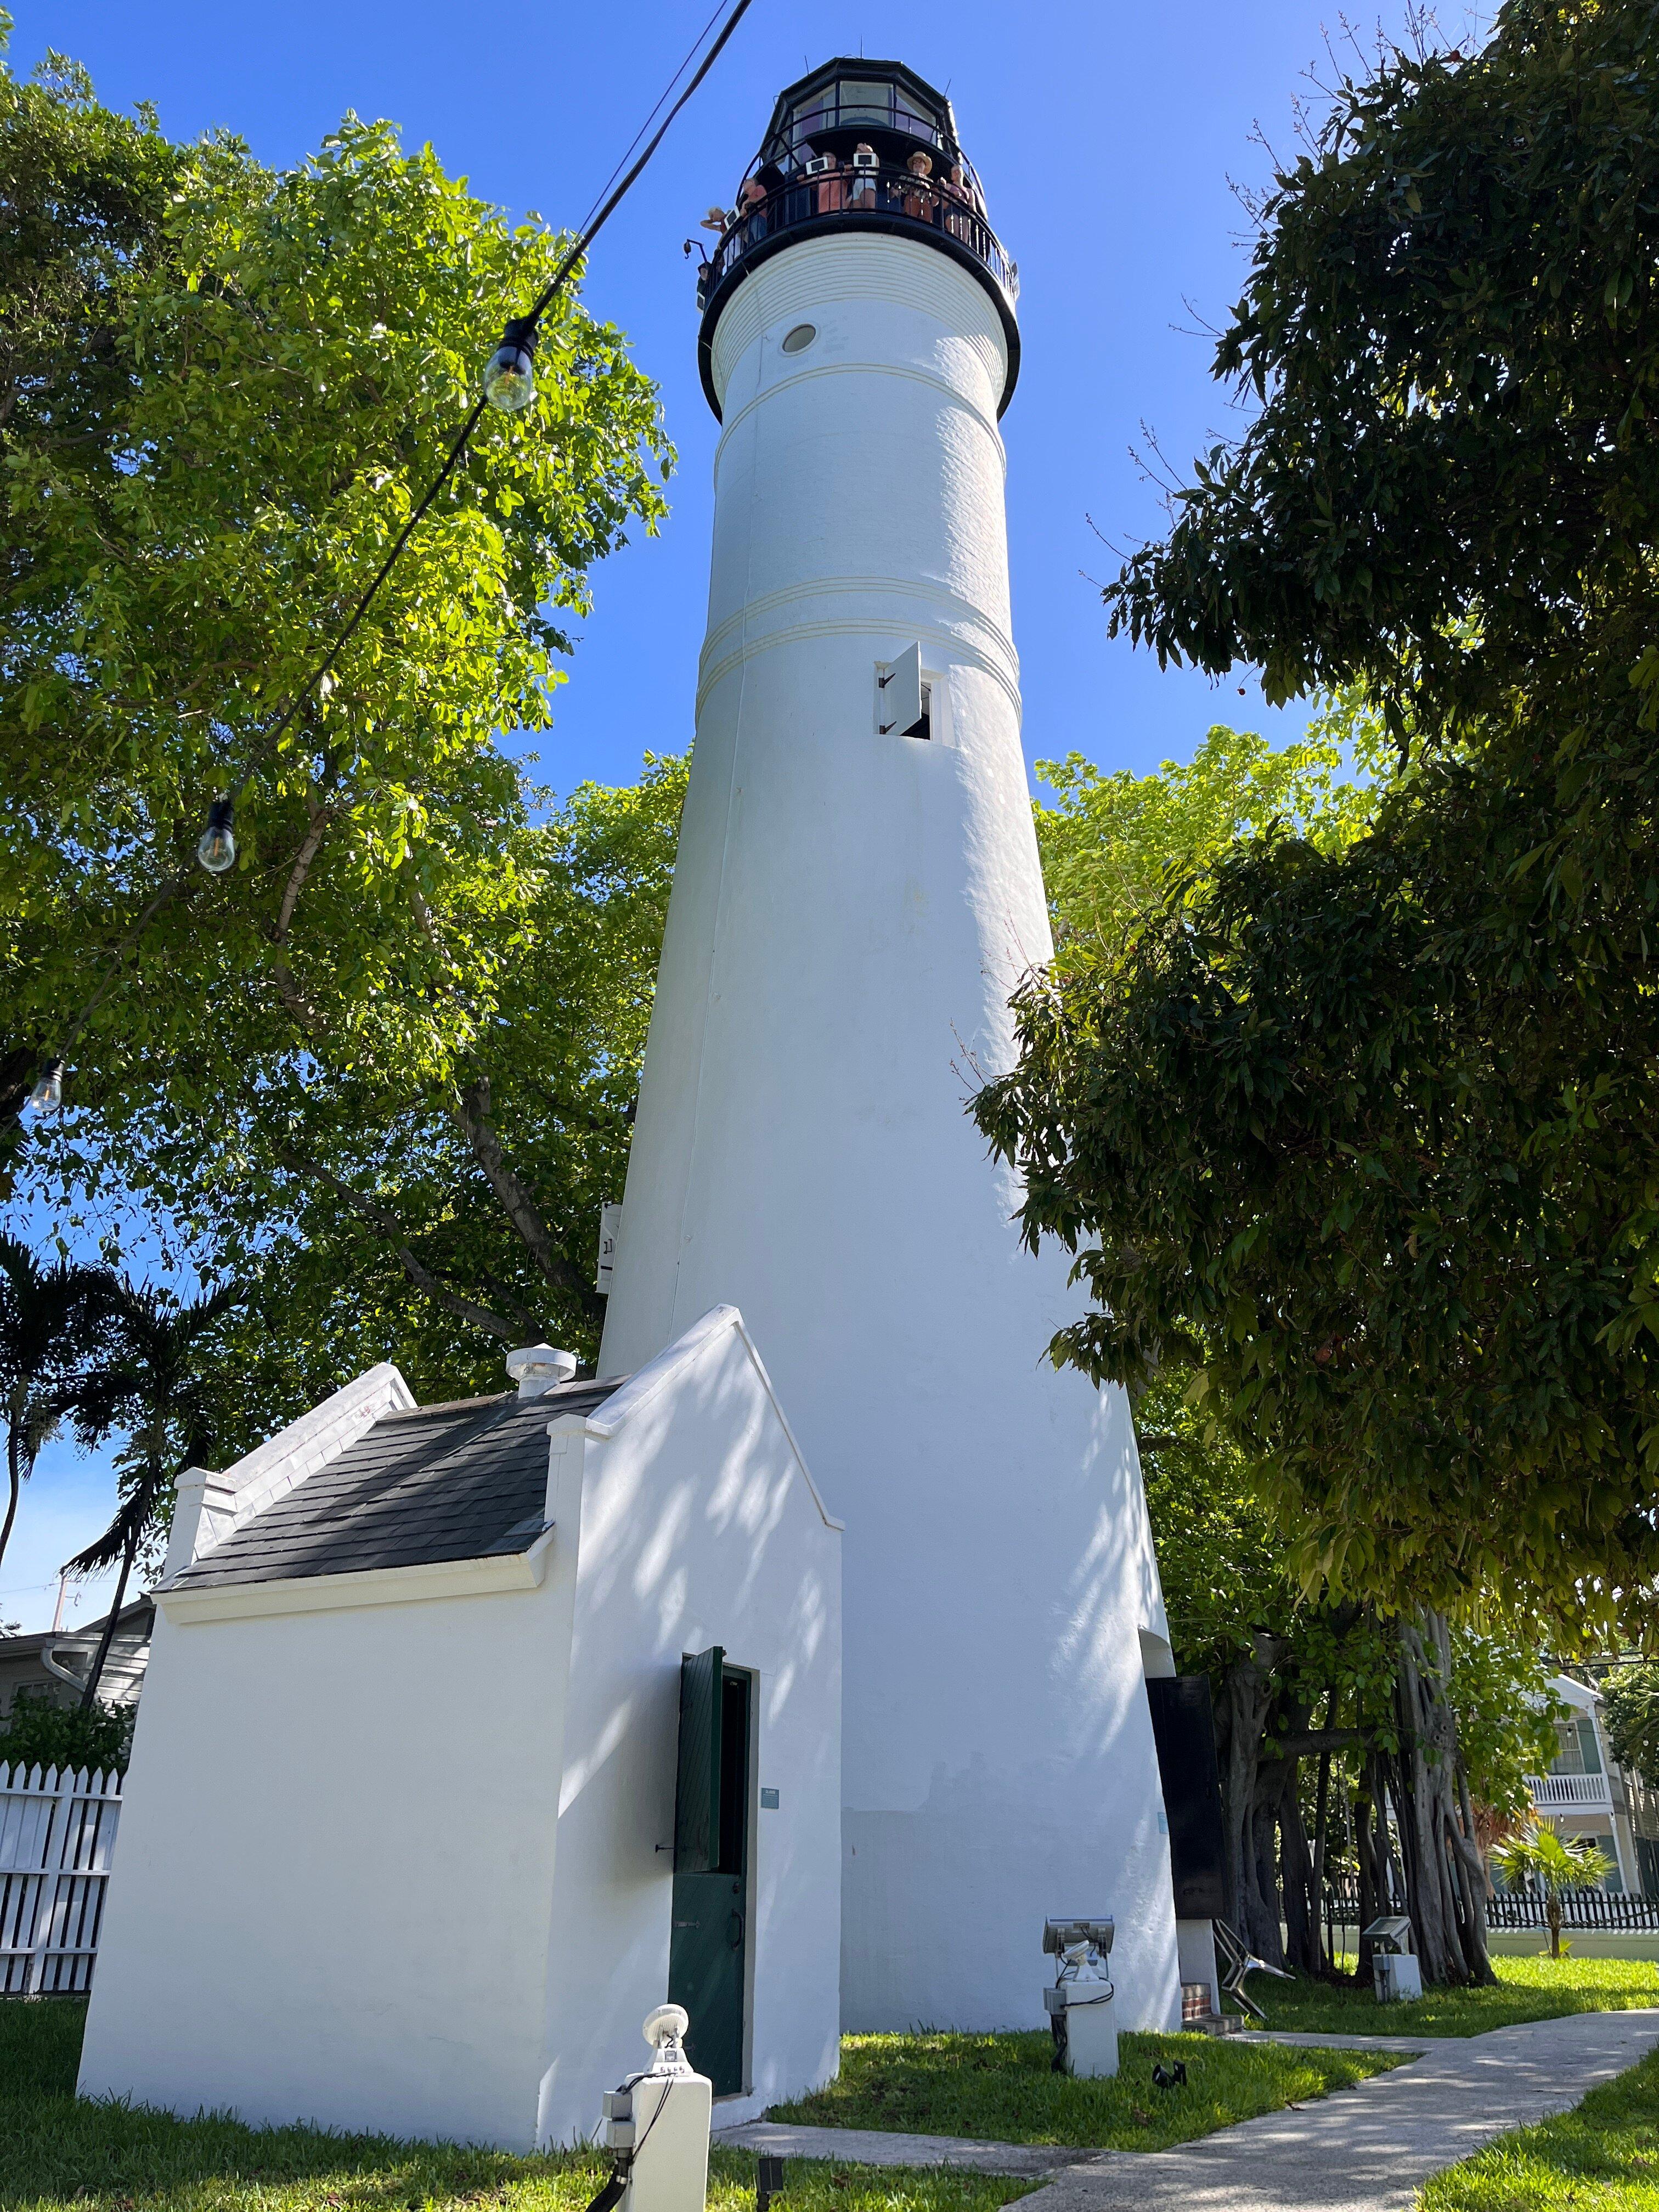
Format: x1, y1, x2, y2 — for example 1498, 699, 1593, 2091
808, 148, 845, 214
737, 174, 768, 244
902, 150, 935, 222
940, 161, 973, 241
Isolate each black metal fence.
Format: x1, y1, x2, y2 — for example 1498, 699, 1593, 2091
696, 162, 1019, 313
1325, 1878, 1659, 1932
1487, 1887, 1659, 1932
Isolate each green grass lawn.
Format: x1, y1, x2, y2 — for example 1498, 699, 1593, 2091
1246, 1953, 1659, 2040
1418, 2041, 1659, 2210
0, 2001, 1035, 2212
766, 2028, 1402, 2150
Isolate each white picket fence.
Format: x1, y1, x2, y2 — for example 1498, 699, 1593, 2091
0, 1762, 122, 1995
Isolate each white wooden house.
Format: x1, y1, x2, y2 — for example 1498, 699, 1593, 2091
78, 1305, 842, 2149
1527, 1674, 1659, 1900
0, 1598, 153, 1716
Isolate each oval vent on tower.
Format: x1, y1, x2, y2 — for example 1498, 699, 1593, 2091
781, 323, 817, 354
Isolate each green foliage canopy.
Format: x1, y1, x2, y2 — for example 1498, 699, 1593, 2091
3, 49, 668, 1098
977, 0, 1659, 1639
1034, 698, 1389, 953
1138, 1370, 1558, 1815
1, 36, 682, 1418
1602, 1662, 1659, 1790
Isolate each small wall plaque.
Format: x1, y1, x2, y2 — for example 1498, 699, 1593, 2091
760, 1787, 780, 1810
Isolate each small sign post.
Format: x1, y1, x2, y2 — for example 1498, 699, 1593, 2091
597, 1202, 623, 1294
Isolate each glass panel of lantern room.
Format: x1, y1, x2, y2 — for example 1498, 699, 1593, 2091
837, 80, 893, 126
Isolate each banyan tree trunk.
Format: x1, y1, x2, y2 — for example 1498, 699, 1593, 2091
1311, 1742, 1334, 1973
1215, 1635, 1288, 1955
1355, 1763, 1391, 1983
1279, 1757, 1321, 1976
1250, 1754, 1289, 1967
1391, 1613, 1495, 1987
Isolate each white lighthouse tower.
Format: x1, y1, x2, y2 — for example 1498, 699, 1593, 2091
601, 61, 1181, 2034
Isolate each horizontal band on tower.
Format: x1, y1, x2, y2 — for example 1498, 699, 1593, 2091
698, 571, 1018, 687
696, 613, 1024, 725
712, 357, 1008, 490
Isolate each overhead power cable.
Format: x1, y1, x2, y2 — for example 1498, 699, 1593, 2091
225, 0, 757, 811
25, 0, 758, 1114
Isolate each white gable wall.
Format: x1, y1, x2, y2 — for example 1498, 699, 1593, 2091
537, 1305, 842, 2145
79, 1309, 840, 2154
77, 1550, 578, 2147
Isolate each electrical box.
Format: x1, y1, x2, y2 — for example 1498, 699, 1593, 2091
1363, 1914, 1421, 2003
1373, 1951, 1423, 2002
613, 2068, 710, 2212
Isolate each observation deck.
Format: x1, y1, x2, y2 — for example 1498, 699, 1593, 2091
695, 59, 1020, 419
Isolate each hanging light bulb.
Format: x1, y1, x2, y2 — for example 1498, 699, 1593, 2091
483, 317, 539, 413
27, 1060, 63, 1114
197, 795, 237, 874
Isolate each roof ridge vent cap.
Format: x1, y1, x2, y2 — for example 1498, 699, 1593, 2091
506, 1344, 579, 1398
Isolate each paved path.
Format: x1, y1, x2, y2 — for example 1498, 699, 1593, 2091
717, 2124, 1084, 2177
1236, 2029, 1436, 2052
718, 2008, 1659, 2209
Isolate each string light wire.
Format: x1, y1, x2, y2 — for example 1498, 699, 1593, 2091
28, 0, 758, 1103
230, 0, 757, 806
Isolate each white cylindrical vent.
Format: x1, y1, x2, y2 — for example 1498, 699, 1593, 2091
505, 1345, 578, 1399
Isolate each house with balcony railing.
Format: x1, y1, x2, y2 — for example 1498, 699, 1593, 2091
1523, 1673, 1659, 1900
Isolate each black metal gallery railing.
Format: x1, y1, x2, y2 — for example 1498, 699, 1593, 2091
696, 161, 1019, 314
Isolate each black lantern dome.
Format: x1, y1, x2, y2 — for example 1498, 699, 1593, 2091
695, 58, 1019, 419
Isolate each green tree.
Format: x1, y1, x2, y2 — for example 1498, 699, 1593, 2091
67, 1277, 240, 1702
0, 1685, 133, 1775
1489, 1824, 1615, 1959
55, 753, 691, 1431
1603, 1663, 1659, 1790
1034, 697, 1389, 954
0, 1234, 112, 1568
1, 30, 667, 1147
1, 33, 679, 1407
1036, 703, 1564, 1984
1139, 1369, 1555, 1985
975, 0, 1659, 1643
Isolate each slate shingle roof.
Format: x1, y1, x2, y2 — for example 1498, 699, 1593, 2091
172, 1380, 619, 1589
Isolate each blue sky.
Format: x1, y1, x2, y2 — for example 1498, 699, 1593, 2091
6, 0, 1421, 1624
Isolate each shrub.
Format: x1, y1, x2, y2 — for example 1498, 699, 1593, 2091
0, 1687, 133, 1774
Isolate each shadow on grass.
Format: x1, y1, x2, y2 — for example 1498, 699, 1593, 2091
0, 2003, 1033, 2212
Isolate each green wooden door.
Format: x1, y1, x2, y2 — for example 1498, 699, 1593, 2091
669, 1655, 750, 2095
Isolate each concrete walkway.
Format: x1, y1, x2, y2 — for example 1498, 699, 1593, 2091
718, 2008, 1659, 2209
1238, 2028, 1436, 2052
717, 2124, 1084, 2177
